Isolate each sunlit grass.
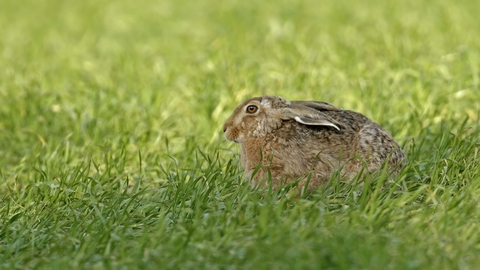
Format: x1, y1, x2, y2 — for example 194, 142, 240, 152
1, 0, 480, 268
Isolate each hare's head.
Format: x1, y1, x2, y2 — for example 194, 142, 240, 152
223, 96, 341, 143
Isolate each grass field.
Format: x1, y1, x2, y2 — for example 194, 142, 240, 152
1, 0, 480, 268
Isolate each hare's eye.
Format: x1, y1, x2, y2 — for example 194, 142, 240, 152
246, 105, 258, 114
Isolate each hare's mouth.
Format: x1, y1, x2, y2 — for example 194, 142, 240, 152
226, 136, 240, 143
224, 132, 237, 143
224, 134, 242, 144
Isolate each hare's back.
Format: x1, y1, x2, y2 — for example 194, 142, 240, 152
326, 110, 398, 147
325, 110, 372, 132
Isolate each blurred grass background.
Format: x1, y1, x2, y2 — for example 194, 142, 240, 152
1, 0, 479, 268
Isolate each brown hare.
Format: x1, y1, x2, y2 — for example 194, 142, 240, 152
223, 95, 405, 192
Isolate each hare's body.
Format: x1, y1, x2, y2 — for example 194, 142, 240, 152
223, 96, 405, 191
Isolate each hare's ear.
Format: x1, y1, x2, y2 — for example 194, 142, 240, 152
282, 108, 341, 131
291, 101, 341, 112
293, 116, 340, 131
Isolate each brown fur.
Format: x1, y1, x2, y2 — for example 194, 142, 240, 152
223, 96, 406, 192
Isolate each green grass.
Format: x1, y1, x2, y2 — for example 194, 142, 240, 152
1, 0, 480, 268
